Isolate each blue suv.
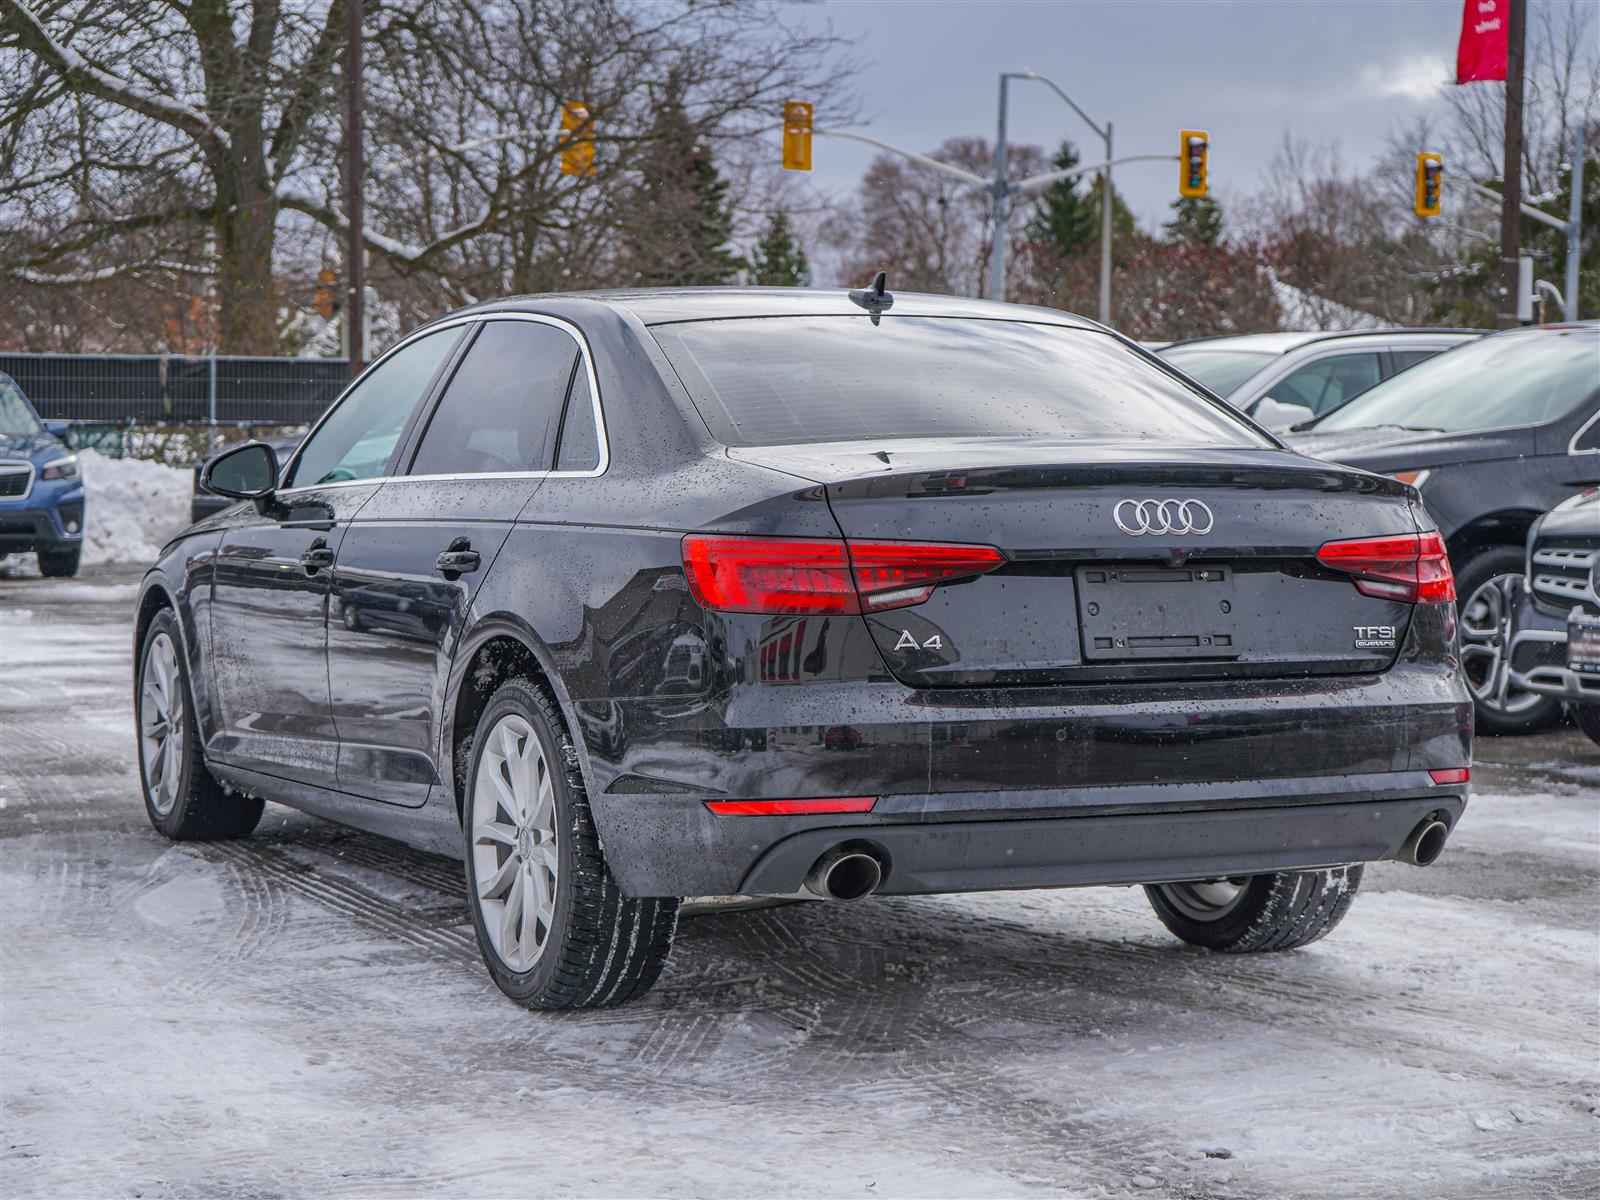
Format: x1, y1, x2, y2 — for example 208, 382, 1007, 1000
0, 371, 84, 577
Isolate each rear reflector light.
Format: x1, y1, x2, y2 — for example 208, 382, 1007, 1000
704, 796, 878, 816
682, 535, 1004, 615
1428, 767, 1470, 785
1316, 531, 1455, 604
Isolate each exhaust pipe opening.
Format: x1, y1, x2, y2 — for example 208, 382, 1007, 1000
805, 848, 883, 901
1399, 818, 1450, 866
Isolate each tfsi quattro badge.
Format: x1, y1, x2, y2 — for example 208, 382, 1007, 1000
1353, 625, 1398, 649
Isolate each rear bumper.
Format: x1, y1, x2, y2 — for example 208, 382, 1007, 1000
740, 793, 1467, 896
580, 606, 1471, 897
592, 771, 1470, 897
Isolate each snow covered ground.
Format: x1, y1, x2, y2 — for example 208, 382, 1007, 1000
1, 568, 1597, 1199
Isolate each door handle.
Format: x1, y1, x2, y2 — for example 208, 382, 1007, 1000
299, 539, 335, 574
435, 537, 481, 580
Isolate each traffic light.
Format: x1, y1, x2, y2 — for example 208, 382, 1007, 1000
1414, 152, 1443, 218
782, 100, 813, 172
561, 102, 595, 177
314, 267, 338, 319
1179, 130, 1209, 198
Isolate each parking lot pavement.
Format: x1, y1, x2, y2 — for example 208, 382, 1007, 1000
2, 568, 1597, 1200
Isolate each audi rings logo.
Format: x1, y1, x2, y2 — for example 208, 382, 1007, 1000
1113, 498, 1215, 536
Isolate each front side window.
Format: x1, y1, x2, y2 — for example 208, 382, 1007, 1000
0, 377, 41, 436
1316, 329, 1600, 433
285, 328, 461, 488
652, 316, 1267, 448
409, 321, 578, 476
1263, 352, 1382, 418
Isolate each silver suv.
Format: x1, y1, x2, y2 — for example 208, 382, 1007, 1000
1161, 330, 1484, 430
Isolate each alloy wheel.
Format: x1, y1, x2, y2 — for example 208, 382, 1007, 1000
139, 632, 184, 815
1157, 877, 1250, 922
1459, 571, 1543, 717
470, 713, 559, 973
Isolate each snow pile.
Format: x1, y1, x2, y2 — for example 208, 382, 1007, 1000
79, 450, 192, 566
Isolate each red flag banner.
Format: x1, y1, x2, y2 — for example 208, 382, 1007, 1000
1456, 0, 1509, 83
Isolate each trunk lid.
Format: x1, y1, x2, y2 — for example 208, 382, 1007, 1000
731, 439, 1424, 687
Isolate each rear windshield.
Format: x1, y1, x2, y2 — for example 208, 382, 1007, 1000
651, 316, 1268, 448
1159, 347, 1275, 397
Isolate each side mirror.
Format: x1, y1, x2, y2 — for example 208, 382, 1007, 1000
42, 419, 70, 440
203, 441, 279, 500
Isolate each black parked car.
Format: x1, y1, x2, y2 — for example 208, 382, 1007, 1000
1288, 323, 1600, 733
1506, 490, 1600, 744
134, 288, 1471, 1009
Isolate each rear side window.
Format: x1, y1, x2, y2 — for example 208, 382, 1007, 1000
409, 320, 578, 476
555, 368, 601, 471
651, 316, 1266, 448
1390, 348, 1438, 372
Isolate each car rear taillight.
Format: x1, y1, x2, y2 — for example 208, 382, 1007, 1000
1316, 531, 1455, 604
1428, 767, 1470, 785
682, 535, 1005, 615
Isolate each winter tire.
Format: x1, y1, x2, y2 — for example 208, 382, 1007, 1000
463, 679, 677, 1009
1145, 865, 1363, 953
1574, 703, 1600, 747
37, 543, 81, 577
1456, 544, 1561, 734
137, 609, 264, 840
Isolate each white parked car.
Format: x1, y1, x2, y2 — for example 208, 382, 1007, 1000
1161, 330, 1484, 430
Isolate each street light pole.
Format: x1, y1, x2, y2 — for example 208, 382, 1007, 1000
1099, 120, 1112, 325
990, 71, 1114, 322
988, 74, 1011, 303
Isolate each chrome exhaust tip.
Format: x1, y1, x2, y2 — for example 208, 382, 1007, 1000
804, 848, 883, 901
1398, 818, 1450, 866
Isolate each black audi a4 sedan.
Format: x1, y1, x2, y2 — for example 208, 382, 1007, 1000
1287, 323, 1600, 733
134, 288, 1472, 1009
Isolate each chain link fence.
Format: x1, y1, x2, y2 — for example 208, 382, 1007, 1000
0, 353, 349, 427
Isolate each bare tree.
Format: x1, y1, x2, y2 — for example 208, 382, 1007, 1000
1, 0, 352, 352
0, 0, 855, 352
839, 136, 1042, 297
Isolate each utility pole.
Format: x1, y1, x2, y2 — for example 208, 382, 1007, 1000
988, 74, 1011, 303
344, 0, 366, 376
1566, 128, 1584, 322
1497, 0, 1526, 328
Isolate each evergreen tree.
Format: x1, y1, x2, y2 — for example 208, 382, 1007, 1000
1164, 195, 1224, 246
746, 211, 811, 285
1028, 140, 1097, 257
619, 91, 741, 286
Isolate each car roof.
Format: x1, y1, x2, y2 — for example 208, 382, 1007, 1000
1163, 328, 1487, 355
451, 287, 1105, 330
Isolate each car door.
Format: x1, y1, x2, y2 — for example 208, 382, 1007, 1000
1542, 390, 1600, 491
206, 327, 465, 786
327, 315, 596, 806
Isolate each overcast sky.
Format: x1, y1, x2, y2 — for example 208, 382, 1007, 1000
788, 0, 1485, 231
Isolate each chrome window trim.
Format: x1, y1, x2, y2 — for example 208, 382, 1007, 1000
0, 459, 37, 502
1568, 405, 1600, 455
276, 311, 610, 497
